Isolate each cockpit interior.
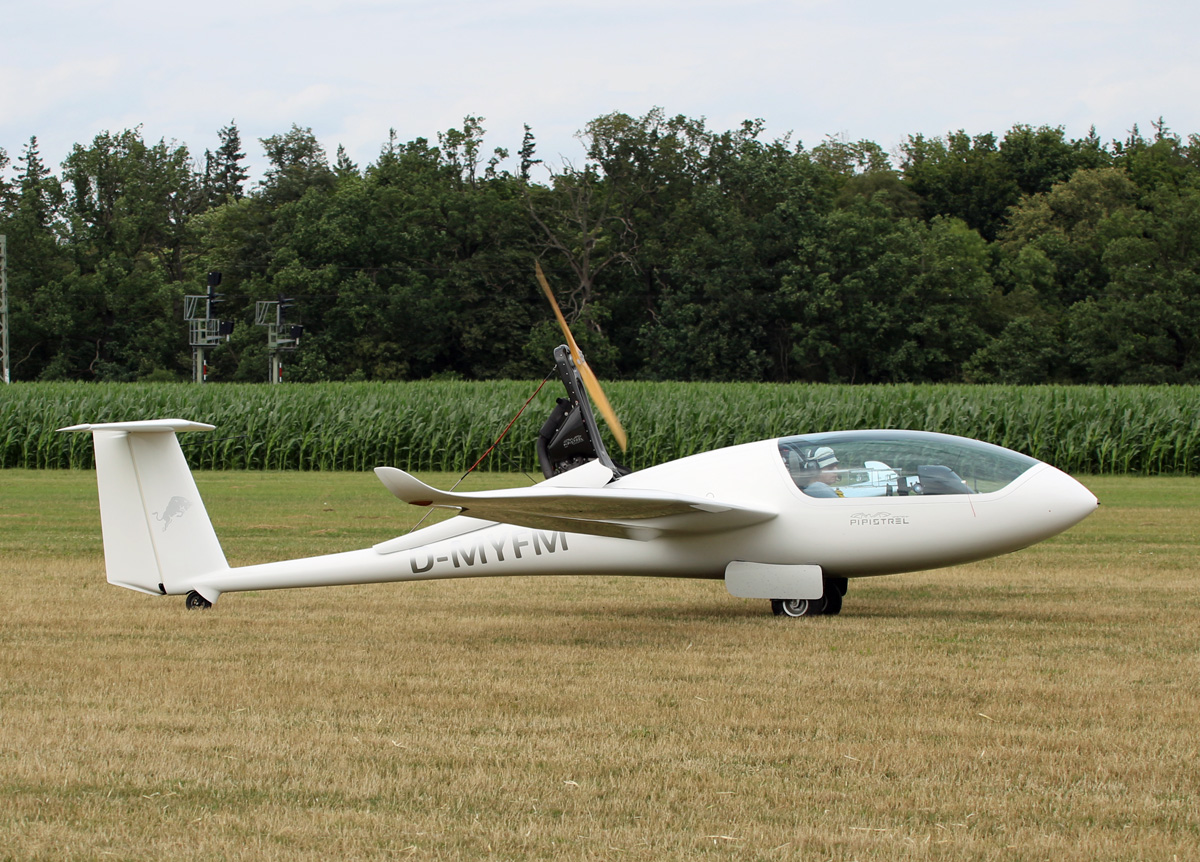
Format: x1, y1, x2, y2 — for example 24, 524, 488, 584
778, 431, 1039, 498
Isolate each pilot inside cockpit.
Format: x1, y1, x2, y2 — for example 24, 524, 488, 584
780, 431, 1037, 499
788, 446, 844, 498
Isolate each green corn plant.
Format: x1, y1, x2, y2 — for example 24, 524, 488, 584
4, 381, 1199, 475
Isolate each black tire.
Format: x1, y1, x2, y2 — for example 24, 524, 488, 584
823, 589, 843, 615
185, 591, 212, 610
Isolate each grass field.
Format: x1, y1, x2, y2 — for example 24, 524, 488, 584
1, 469, 1198, 860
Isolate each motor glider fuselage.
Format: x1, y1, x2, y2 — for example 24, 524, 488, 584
63, 422, 1097, 605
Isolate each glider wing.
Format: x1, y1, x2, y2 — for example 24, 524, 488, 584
374, 467, 776, 541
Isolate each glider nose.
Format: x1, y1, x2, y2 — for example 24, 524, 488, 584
1032, 464, 1099, 533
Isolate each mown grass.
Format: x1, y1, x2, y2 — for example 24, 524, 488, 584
1, 470, 1198, 860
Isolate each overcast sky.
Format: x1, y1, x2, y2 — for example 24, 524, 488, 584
3, 0, 1198, 183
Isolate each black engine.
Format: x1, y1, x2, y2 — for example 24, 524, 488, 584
535, 345, 628, 480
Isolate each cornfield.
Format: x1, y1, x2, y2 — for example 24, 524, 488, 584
3, 381, 1199, 475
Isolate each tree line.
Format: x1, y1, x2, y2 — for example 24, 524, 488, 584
2, 111, 1198, 384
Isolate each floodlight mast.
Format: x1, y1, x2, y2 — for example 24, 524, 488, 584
184, 272, 232, 383
255, 294, 301, 383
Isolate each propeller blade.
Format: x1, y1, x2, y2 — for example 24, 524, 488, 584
535, 261, 583, 365
575, 360, 627, 452
535, 261, 628, 452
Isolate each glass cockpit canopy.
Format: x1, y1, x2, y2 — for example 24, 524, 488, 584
778, 430, 1039, 498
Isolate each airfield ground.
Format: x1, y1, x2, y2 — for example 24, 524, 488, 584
1, 470, 1197, 860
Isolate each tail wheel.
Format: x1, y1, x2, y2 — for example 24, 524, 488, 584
185, 591, 212, 610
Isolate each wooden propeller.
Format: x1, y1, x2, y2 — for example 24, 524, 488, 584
535, 261, 628, 452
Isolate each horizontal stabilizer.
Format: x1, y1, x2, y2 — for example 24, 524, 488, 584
60, 419, 217, 434
374, 467, 775, 541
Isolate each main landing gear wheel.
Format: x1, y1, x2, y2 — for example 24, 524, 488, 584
185, 591, 212, 610
772, 577, 848, 617
772, 596, 827, 617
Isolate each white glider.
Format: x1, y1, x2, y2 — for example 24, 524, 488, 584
61, 266, 1097, 617
62, 412, 1097, 617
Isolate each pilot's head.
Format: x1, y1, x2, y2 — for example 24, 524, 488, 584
809, 446, 839, 483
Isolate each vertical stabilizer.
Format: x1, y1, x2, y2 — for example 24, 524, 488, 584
61, 420, 228, 595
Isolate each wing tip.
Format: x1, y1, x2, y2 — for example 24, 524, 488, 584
375, 466, 444, 506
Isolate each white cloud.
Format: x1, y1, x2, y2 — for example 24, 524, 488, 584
3, 0, 1199, 180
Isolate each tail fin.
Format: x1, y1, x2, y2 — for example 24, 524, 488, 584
61, 420, 229, 598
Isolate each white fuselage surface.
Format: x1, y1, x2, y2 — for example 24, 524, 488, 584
187, 434, 1097, 601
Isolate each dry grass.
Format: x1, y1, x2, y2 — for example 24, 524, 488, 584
1, 470, 1198, 860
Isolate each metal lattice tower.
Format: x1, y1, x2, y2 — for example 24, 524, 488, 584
1, 235, 9, 384
255, 298, 301, 383
184, 272, 232, 382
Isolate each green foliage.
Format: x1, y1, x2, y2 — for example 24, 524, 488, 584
9, 130, 202, 380
201, 121, 249, 206
900, 130, 1020, 241
4, 381, 1200, 476
784, 205, 993, 383
646, 132, 824, 381
5, 112, 1200, 386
